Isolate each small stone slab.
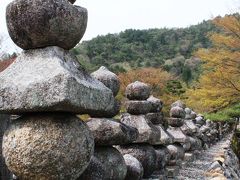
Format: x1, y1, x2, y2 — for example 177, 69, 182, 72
155, 125, 174, 145
125, 100, 152, 115
167, 127, 189, 143
0, 47, 115, 115
86, 118, 138, 146
120, 114, 160, 144
146, 112, 164, 125
167, 117, 184, 127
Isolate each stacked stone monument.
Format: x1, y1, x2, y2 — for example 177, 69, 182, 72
165, 101, 189, 177
181, 107, 203, 163
79, 66, 139, 180
117, 81, 161, 178
0, 0, 118, 179
146, 96, 173, 178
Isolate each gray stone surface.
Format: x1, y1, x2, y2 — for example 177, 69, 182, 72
123, 154, 143, 180
147, 96, 163, 112
117, 144, 157, 178
184, 120, 198, 134
120, 114, 160, 144
171, 100, 186, 109
167, 117, 184, 127
6, 0, 87, 50
182, 141, 191, 151
78, 156, 105, 180
195, 116, 205, 126
0, 47, 115, 115
91, 66, 120, 97
155, 125, 174, 145
146, 112, 164, 125
125, 100, 152, 115
170, 106, 186, 118
167, 127, 189, 143
125, 81, 151, 100
91, 99, 120, 118
2, 113, 94, 180
86, 118, 138, 146
154, 146, 171, 170
94, 147, 127, 180
166, 144, 185, 162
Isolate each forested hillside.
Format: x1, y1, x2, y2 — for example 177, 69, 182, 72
72, 19, 219, 83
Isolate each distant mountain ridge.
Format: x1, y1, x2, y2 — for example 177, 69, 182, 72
72, 18, 219, 77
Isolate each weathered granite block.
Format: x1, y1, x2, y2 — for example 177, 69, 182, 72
120, 114, 160, 144
86, 118, 138, 146
125, 81, 151, 100
117, 144, 157, 178
0, 47, 115, 116
123, 154, 144, 180
91, 66, 120, 97
2, 113, 94, 180
6, 0, 87, 50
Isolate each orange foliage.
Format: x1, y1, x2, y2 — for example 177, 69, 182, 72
118, 67, 178, 113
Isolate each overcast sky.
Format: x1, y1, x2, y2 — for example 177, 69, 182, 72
0, 0, 239, 52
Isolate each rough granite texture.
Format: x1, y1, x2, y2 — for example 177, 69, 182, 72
0, 47, 115, 115
117, 144, 157, 178
94, 147, 127, 180
167, 127, 190, 143
125, 81, 150, 100
167, 117, 184, 127
155, 125, 174, 145
147, 96, 163, 113
170, 106, 186, 118
120, 114, 160, 144
91, 66, 120, 97
146, 112, 164, 125
77, 156, 105, 180
123, 154, 143, 180
125, 100, 152, 115
154, 146, 171, 170
2, 113, 94, 180
6, 0, 87, 50
86, 118, 138, 146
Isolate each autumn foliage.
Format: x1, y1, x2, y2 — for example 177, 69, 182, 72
186, 15, 240, 112
118, 68, 183, 112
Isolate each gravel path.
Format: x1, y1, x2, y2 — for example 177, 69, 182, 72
177, 136, 231, 180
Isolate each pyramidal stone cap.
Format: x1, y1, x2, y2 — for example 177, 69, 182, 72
91, 66, 120, 97
0, 46, 115, 115
6, 0, 87, 50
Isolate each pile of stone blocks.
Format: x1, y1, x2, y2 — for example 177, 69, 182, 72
79, 66, 139, 180
0, 0, 118, 179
